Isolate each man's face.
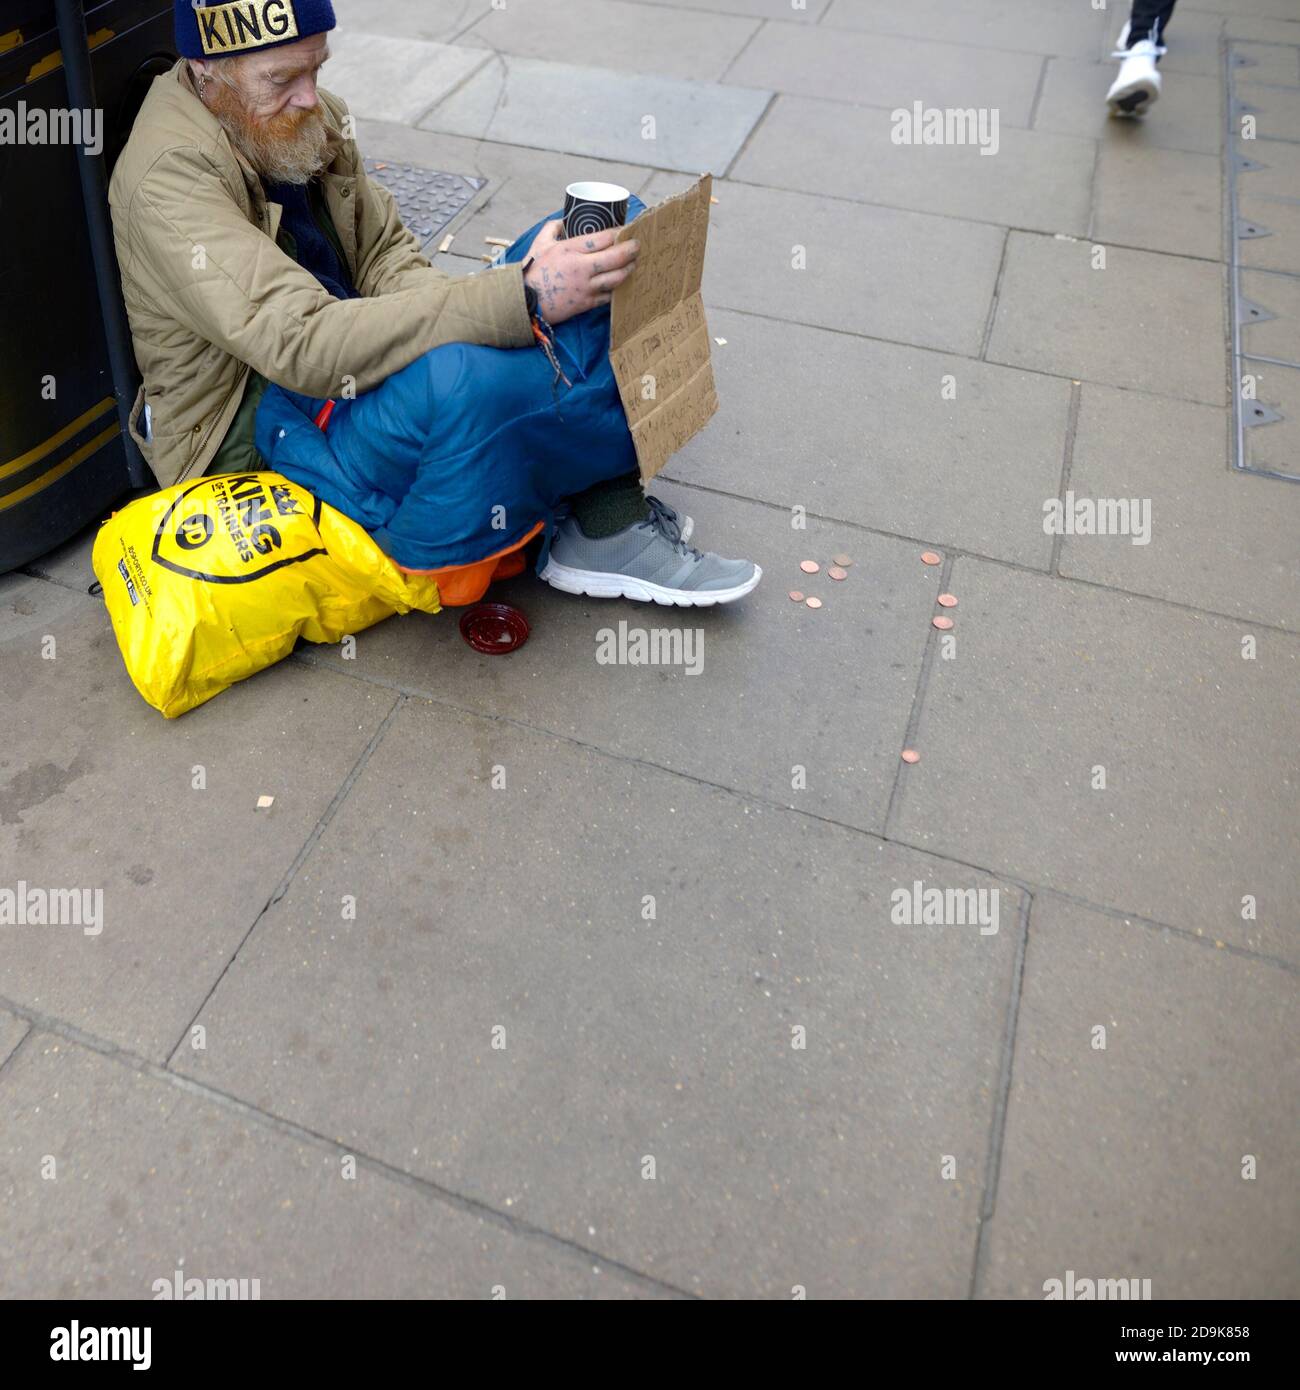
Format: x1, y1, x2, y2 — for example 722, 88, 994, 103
199, 34, 332, 185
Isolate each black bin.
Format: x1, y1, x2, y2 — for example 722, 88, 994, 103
0, 0, 174, 574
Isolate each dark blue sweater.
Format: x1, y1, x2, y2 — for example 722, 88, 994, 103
264, 177, 359, 301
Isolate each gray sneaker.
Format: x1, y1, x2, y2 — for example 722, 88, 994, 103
541, 496, 761, 606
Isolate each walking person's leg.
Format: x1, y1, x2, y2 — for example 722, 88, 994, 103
1106, 0, 1178, 116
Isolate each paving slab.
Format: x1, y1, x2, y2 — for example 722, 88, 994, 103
457, 0, 761, 84
1241, 266, 1300, 362
1093, 142, 1223, 261
1095, 6, 1225, 77
359, 117, 655, 256
1207, 0, 1300, 23
337, 0, 493, 44
632, 0, 831, 21
0, 1010, 29, 1069
1240, 360, 1300, 478
725, 21, 1044, 128
1061, 385, 1300, 630
1226, 15, 1300, 47
889, 558, 1300, 963
0, 572, 397, 1061
18, 517, 100, 592
174, 698, 1024, 1298
1231, 39, 1300, 87
823, 0, 1107, 59
297, 484, 935, 835
0, 1036, 656, 1298
1034, 57, 1223, 156
731, 94, 1095, 236
660, 308, 1068, 570
985, 231, 1227, 405
1235, 136, 1300, 207
418, 53, 771, 175
979, 895, 1300, 1300
326, 32, 493, 126
641, 173, 1006, 356
1237, 194, 1300, 275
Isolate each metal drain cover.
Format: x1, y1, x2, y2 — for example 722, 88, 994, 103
362, 160, 485, 249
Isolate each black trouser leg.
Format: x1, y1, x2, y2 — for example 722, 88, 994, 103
1127, 0, 1177, 46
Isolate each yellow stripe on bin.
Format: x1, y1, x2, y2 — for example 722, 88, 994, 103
0, 423, 120, 512
0, 396, 115, 480
26, 28, 114, 82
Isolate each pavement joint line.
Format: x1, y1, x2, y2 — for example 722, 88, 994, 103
721, 89, 777, 180
282, 649, 1296, 974
714, 172, 1244, 266
702, 300, 1230, 410
1084, 125, 1101, 244
15, 462, 1299, 639
447, 3, 493, 46
1028, 886, 1300, 976
654, 475, 1300, 637
0, 1022, 36, 1081
978, 226, 1011, 361
409, 42, 500, 132
882, 550, 954, 836
1027, 52, 1050, 129
0, 1001, 696, 1301
160, 692, 408, 1069
1049, 380, 1083, 578
730, 12, 1113, 66
969, 887, 1033, 1299
716, 13, 766, 87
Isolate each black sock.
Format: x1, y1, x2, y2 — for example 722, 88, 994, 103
567, 470, 650, 539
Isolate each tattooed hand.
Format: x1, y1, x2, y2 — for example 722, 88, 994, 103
521, 220, 639, 323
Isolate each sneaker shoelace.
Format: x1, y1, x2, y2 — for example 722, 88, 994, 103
643, 493, 703, 561
1111, 39, 1166, 59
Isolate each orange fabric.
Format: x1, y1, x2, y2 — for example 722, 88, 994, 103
399, 521, 544, 606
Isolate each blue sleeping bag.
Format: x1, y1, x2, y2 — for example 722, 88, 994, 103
253, 196, 646, 572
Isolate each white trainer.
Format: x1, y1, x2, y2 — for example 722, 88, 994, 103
1106, 37, 1165, 118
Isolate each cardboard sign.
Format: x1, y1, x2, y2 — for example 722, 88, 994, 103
609, 175, 718, 483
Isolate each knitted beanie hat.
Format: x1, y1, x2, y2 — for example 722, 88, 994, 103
174, 1, 336, 60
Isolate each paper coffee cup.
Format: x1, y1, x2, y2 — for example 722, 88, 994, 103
562, 181, 630, 239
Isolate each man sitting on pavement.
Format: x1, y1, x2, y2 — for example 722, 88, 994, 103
109, 0, 761, 606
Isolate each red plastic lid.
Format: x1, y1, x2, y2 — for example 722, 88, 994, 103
459, 602, 530, 653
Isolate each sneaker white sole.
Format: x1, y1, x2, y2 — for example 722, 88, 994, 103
1107, 73, 1160, 116
540, 558, 761, 606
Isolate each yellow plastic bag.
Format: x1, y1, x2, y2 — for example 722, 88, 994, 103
93, 471, 440, 718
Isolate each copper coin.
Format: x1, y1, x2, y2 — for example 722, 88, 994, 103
805, 596, 823, 609
788, 590, 805, 602
799, 559, 820, 574
937, 593, 958, 608
827, 566, 848, 581
932, 615, 954, 630
921, 551, 941, 566
833, 553, 853, 567
901, 749, 920, 764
